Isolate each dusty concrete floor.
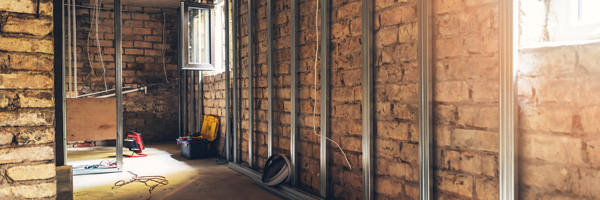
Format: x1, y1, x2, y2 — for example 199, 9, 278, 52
67, 143, 281, 200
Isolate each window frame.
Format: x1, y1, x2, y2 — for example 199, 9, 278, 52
181, 2, 216, 71
212, 0, 226, 74
554, 0, 600, 41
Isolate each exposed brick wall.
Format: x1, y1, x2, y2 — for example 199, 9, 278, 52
227, 0, 505, 199
0, 0, 57, 198
272, 0, 292, 158
201, 73, 228, 157
70, 1, 178, 142
373, 0, 419, 199
236, 0, 250, 167
518, 42, 600, 199
233, 0, 325, 194
295, 0, 321, 194
201, 1, 600, 199
329, 0, 364, 199
432, 0, 500, 199
234, 0, 288, 173
228, 0, 422, 198
251, 0, 270, 171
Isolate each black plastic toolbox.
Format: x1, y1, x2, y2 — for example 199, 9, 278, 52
179, 138, 211, 159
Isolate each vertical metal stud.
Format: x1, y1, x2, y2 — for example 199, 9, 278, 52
178, 5, 183, 138
225, 0, 231, 161
191, 72, 194, 133
186, 72, 189, 134
178, 70, 183, 137
191, 73, 193, 132
361, 0, 374, 198
199, 72, 204, 131
177, 74, 181, 138
191, 71, 196, 133
114, 0, 124, 170
54, 0, 67, 166
290, 0, 299, 186
188, 72, 191, 133
320, 0, 331, 197
183, 71, 188, 136
248, 0, 254, 168
499, 0, 518, 199
233, 0, 239, 163
66, 0, 72, 98
267, 0, 274, 157
72, 0, 77, 98
418, 0, 433, 198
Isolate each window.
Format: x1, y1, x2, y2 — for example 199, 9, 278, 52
554, 0, 600, 41
180, 1, 229, 74
574, 0, 600, 25
212, 0, 227, 74
189, 8, 211, 65
181, 2, 215, 71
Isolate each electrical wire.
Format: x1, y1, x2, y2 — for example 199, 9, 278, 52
85, 0, 96, 80
93, 0, 108, 91
162, 12, 170, 83
73, 159, 116, 169
112, 171, 169, 200
311, 0, 351, 169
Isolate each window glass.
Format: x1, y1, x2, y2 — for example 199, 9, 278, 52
189, 8, 210, 64
579, 0, 600, 24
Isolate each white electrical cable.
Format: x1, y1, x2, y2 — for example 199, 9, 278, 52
94, 0, 108, 91
162, 12, 170, 83
86, 0, 95, 80
311, 0, 351, 169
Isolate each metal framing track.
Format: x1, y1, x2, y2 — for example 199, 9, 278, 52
225, 0, 231, 161
418, 0, 433, 198
228, 162, 322, 200
320, 0, 331, 197
72, 0, 77, 98
54, 0, 67, 166
290, 0, 299, 186
361, 0, 374, 198
248, 0, 254, 168
191, 71, 196, 133
180, 72, 186, 136
178, 6, 183, 138
183, 71, 188, 136
233, 0, 239, 163
66, 0, 71, 98
267, 0, 274, 157
198, 73, 204, 131
179, 3, 188, 138
114, 0, 124, 171
500, 0, 517, 199
73, 0, 125, 176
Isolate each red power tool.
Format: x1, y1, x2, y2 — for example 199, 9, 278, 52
124, 131, 147, 157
